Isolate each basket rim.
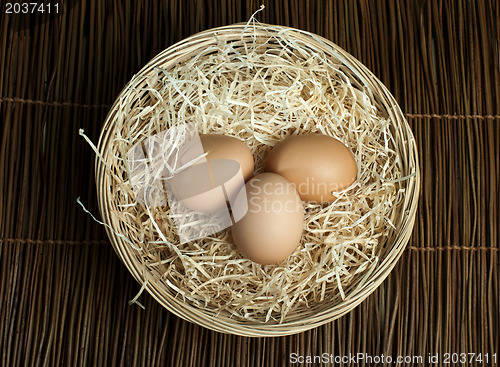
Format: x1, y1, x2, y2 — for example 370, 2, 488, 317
96, 22, 421, 337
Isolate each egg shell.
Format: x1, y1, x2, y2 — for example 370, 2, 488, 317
266, 134, 357, 204
231, 173, 304, 265
200, 134, 254, 181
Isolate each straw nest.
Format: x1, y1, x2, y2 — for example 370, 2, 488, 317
94, 17, 419, 337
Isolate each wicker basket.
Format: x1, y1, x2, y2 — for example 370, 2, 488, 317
96, 23, 420, 337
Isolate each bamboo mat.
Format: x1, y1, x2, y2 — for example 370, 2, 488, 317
1, 1, 499, 366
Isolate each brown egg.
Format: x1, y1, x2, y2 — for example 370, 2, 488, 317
266, 134, 357, 204
170, 134, 254, 213
168, 158, 244, 213
231, 173, 304, 265
200, 134, 254, 181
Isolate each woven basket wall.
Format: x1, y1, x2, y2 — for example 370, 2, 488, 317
96, 23, 420, 337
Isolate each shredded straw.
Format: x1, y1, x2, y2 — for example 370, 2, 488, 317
97, 17, 411, 324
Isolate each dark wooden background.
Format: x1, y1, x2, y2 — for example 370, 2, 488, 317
1, 0, 498, 366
